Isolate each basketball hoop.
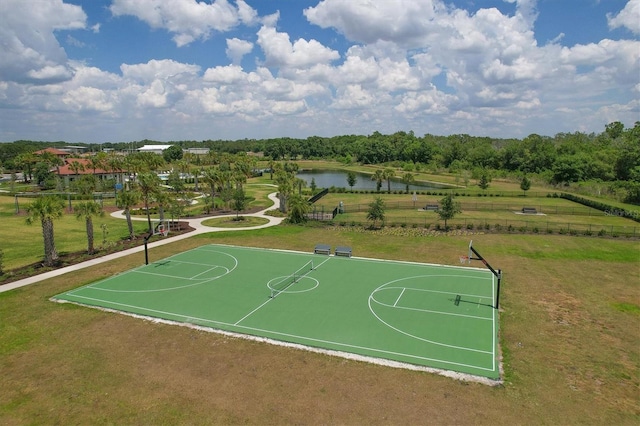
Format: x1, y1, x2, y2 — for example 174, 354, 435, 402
154, 222, 169, 237
158, 224, 169, 237
459, 255, 469, 264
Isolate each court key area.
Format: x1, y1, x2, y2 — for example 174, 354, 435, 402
53, 244, 501, 381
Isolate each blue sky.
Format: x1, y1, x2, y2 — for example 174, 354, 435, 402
0, 0, 638, 143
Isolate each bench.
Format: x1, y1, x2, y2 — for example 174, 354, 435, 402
314, 244, 331, 255
335, 246, 352, 257
425, 204, 439, 211
521, 207, 538, 214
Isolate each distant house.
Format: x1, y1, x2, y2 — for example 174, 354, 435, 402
34, 148, 70, 159
137, 145, 174, 155
55, 158, 126, 187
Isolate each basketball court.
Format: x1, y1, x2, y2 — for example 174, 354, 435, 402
53, 243, 502, 381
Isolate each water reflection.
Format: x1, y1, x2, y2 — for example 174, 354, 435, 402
296, 170, 450, 191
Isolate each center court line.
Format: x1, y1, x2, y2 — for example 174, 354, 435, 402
234, 256, 332, 326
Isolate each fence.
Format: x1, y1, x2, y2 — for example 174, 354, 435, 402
333, 201, 612, 217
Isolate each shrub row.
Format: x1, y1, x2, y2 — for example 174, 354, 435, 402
557, 193, 640, 223
332, 221, 629, 238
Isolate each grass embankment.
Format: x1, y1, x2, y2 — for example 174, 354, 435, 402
1, 226, 639, 424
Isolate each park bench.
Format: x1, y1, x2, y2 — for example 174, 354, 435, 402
425, 204, 439, 211
335, 246, 352, 257
521, 207, 538, 214
314, 244, 331, 255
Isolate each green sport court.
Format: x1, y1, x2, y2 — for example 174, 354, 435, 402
53, 244, 501, 381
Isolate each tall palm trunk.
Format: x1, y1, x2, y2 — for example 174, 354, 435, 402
85, 216, 94, 254
124, 208, 135, 239
41, 217, 58, 266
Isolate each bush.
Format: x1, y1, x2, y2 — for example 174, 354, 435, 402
466, 223, 474, 230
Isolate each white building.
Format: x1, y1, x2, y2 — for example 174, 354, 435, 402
137, 145, 174, 155
184, 147, 210, 155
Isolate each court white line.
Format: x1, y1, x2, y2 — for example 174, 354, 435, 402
372, 298, 493, 322
393, 288, 406, 307
132, 270, 211, 280
191, 266, 223, 279
234, 298, 273, 326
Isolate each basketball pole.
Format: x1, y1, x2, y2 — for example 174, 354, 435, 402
469, 243, 502, 310
143, 232, 152, 265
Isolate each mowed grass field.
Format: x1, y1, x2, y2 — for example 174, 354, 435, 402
1, 224, 639, 424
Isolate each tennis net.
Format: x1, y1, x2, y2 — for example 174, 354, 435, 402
270, 260, 314, 298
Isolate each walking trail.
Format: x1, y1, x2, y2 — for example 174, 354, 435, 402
1, 192, 284, 293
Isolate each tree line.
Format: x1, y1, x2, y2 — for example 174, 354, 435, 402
1, 121, 638, 203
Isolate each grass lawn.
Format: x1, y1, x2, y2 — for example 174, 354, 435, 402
200, 216, 270, 228
1, 225, 639, 424
0, 182, 278, 271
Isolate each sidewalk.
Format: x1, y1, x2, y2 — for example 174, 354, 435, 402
0, 192, 284, 293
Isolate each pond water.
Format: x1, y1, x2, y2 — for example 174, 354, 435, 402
296, 170, 451, 191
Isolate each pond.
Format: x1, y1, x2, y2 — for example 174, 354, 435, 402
296, 170, 451, 191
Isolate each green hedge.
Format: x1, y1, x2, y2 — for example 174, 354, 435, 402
559, 193, 640, 223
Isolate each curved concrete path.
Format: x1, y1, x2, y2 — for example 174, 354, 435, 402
1, 192, 284, 293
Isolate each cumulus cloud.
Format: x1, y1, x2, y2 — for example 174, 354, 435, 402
120, 59, 201, 83
109, 0, 258, 47
257, 25, 340, 69
226, 38, 254, 65
0, 0, 86, 84
607, 0, 640, 34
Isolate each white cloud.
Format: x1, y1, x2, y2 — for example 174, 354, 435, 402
257, 25, 340, 69
121, 59, 200, 83
0, 0, 86, 84
63, 86, 113, 112
109, 0, 258, 47
608, 0, 640, 35
226, 38, 253, 65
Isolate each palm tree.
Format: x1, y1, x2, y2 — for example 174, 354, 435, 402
275, 166, 295, 213
402, 172, 415, 193
382, 168, 395, 193
135, 172, 162, 233
202, 167, 221, 210
287, 193, 310, 224
371, 169, 384, 192
68, 160, 85, 181
117, 189, 140, 239
25, 196, 65, 266
74, 201, 104, 254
